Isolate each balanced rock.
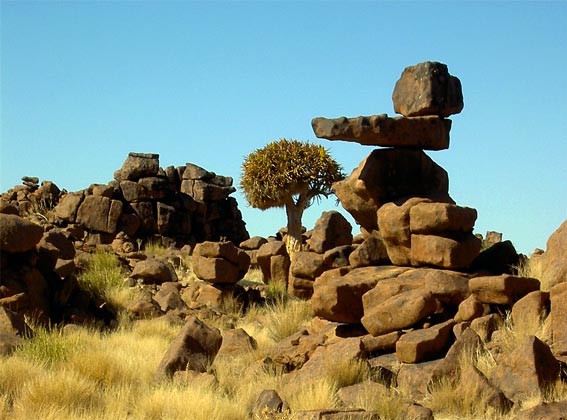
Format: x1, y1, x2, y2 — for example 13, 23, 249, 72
192, 241, 250, 284
308, 210, 353, 254
311, 114, 451, 150
130, 258, 178, 285
333, 149, 449, 231
117, 152, 160, 181
392, 61, 464, 117
469, 274, 540, 305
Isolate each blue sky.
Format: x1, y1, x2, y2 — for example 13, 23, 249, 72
1, 1, 566, 254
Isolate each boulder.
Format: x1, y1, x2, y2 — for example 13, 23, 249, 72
513, 400, 567, 420
311, 114, 451, 150
334, 149, 449, 232
117, 152, 160, 181
396, 359, 440, 402
469, 240, 520, 275
0, 307, 32, 355
308, 211, 353, 254
511, 290, 549, 330
455, 366, 512, 414
550, 282, 567, 356
53, 191, 84, 222
192, 256, 240, 284
256, 241, 289, 285
250, 390, 289, 418
348, 234, 390, 268
216, 328, 257, 360
361, 331, 402, 355
410, 233, 481, 269
469, 274, 540, 305
154, 316, 222, 380
409, 202, 477, 234
430, 327, 483, 381
130, 258, 178, 285
291, 251, 326, 279
361, 288, 438, 337
153, 282, 185, 312
395, 319, 455, 363
312, 266, 409, 324
322, 245, 355, 270
76, 195, 123, 234
538, 219, 567, 289
392, 61, 464, 117
489, 335, 560, 403
240, 236, 268, 250
470, 313, 503, 342
0, 214, 43, 253
454, 295, 489, 322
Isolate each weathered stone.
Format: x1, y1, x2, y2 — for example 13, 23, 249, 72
154, 316, 222, 380
271, 254, 290, 288
194, 241, 240, 264
361, 288, 438, 337
291, 251, 325, 279
430, 327, 483, 381
335, 149, 449, 232
550, 282, 567, 356
257, 241, 289, 284
312, 266, 409, 324
53, 191, 84, 222
216, 328, 257, 360
419, 268, 471, 306
250, 389, 289, 418
362, 331, 403, 355
395, 319, 455, 363
511, 290, 549, 330
240, 236, 268, 250
538, 219, 567, 289
454, 295, 489, 322
0, 307, 32, 355
513, 400, 567, 420
181, 281, 229, 309
469, 274, 540, 305
392, 61, 463, 117
192, 255, 240, 284
76, 195, 123, 234
0, 199, 19, 215
490, 335, 560, 403
138, 177, 170, 200
91, 184, 114, 198
312, 114, 451, 150
410, 233, 481, 269
470, 313, 503, 342
131, 201, 157, 233
348, 234, 389, 268
156, 202, 175, 234
308, 211, 352, 254
118, 152, 159, 181
263, 329, 326, 373
409, 202, 477, 234
130, 258, 178, 285
0, 214, 43, 253
38, 230, 76, 260
396, 359, 440, 401
181, 179, 235, 202
455, 366, 512, 414
337, 381, 389, 409
153, 282, 185, 312
323, 245, 355, 269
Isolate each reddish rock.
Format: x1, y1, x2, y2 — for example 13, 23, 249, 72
311, 114, 451, 150
130, 258, 178, 285
395, 319, 455, 363
0, 307, 32, 355
0, 214, 44, 253
240, 236, 268, 250
470, 313, 503, 342
455, 366, 512, 414
250, 389, 289, 418
454, 295, 489, 322
192, 255, 240, 284
334, 149, 449, 232
348, 234, 390, 268
256, 241, 289, 283
539, 219, 567, 289
308, 211, 353, 254
154, 316, 222, 380
216, 328, 257, 360
291, 251, 326, 279
410, 233, 481, 269
490, 335, 560, 403
409, 202, 477, 234
194, 241, 240, 265
323, 245, 355, 269
397, 359, 440, 402
361, 288, 438, 337
392, 61, 464, 117
513, 400, 567, 420
153, 282, 185, 312
550, 282, 567, 356
361, 331, 402, 355
430, 327, 483, 381
53, 191, 84, 222
469, 274, 540, 305
76, 195, 123, 234
312, 266, 409, 324
511, 290, 549, 329
117, 152, 160, 181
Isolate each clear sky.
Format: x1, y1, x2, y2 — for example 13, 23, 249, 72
1, 1, 566, 255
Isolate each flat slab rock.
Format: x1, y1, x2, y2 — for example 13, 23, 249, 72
311, 114, 451, 150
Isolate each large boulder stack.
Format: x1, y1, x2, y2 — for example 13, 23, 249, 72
313, 61, 480, 270
46, 152, 249, 248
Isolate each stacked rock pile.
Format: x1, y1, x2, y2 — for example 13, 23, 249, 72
312, 61, 480, 270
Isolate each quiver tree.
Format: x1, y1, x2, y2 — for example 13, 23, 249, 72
240, 138, 345, 254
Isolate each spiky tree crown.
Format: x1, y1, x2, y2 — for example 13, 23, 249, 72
240, 138, 345, 210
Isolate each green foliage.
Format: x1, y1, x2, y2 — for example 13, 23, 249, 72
15, 325, 80, 366
77, 248, 126, 304
240, 139, 344, 210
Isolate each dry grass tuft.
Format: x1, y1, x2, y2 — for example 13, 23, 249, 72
264, 298, 313, 342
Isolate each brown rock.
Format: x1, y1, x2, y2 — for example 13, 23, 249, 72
489, 335, 560, 403
409, 202, 477, 234
194, 241, 240, 265
361, 331, 402, 355
323, 245, 355, 269
392, 61, 464, 117
337, 380, 389, 408
335, 149, 449, 232
0, 307, 32, 355
53, 191, 85, 222
470, 313, 503, 342
263, 329, 325, 373
154, 316, 222, 380
0, 199, 19, 215
0, 214, 43, 253
455, 366, 512, 414
539, 219, 567, 289
308, 211, 353, 254
348, 234, 390, 268
511, 290, 549, 330
291, 251, 326, 279
38, 230, 76, 260
410, 233, 481, 269
240, 236, 268, 250
430, 327, 483, 381
257, 241, 289, 284
216, 328, 257, 360
361, 288, 438, 337
400, 404, 434, 420
76, 195, 123, 234
192, 255, 240, 284
454, 295, 489, 322
313, 266, 409, 324
130, 258, 178, 285
513, 400, 567, 420
311, 114, 451, 150
153, 282, 186, 312
469, 240, 520, 275
395, 319, 455, 363
469, 274, 540, 305
131, 201, 157, 233
181, 281, 230, 309
550, 282, 567, 356
118, 152, 160, 181
396, 359, 440, 401
250, 389, 289, 418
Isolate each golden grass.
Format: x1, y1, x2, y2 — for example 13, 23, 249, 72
264, 299, 313, 342
283, 378, 340, 411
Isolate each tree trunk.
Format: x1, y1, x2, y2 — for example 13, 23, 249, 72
285, 201, 304, 255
